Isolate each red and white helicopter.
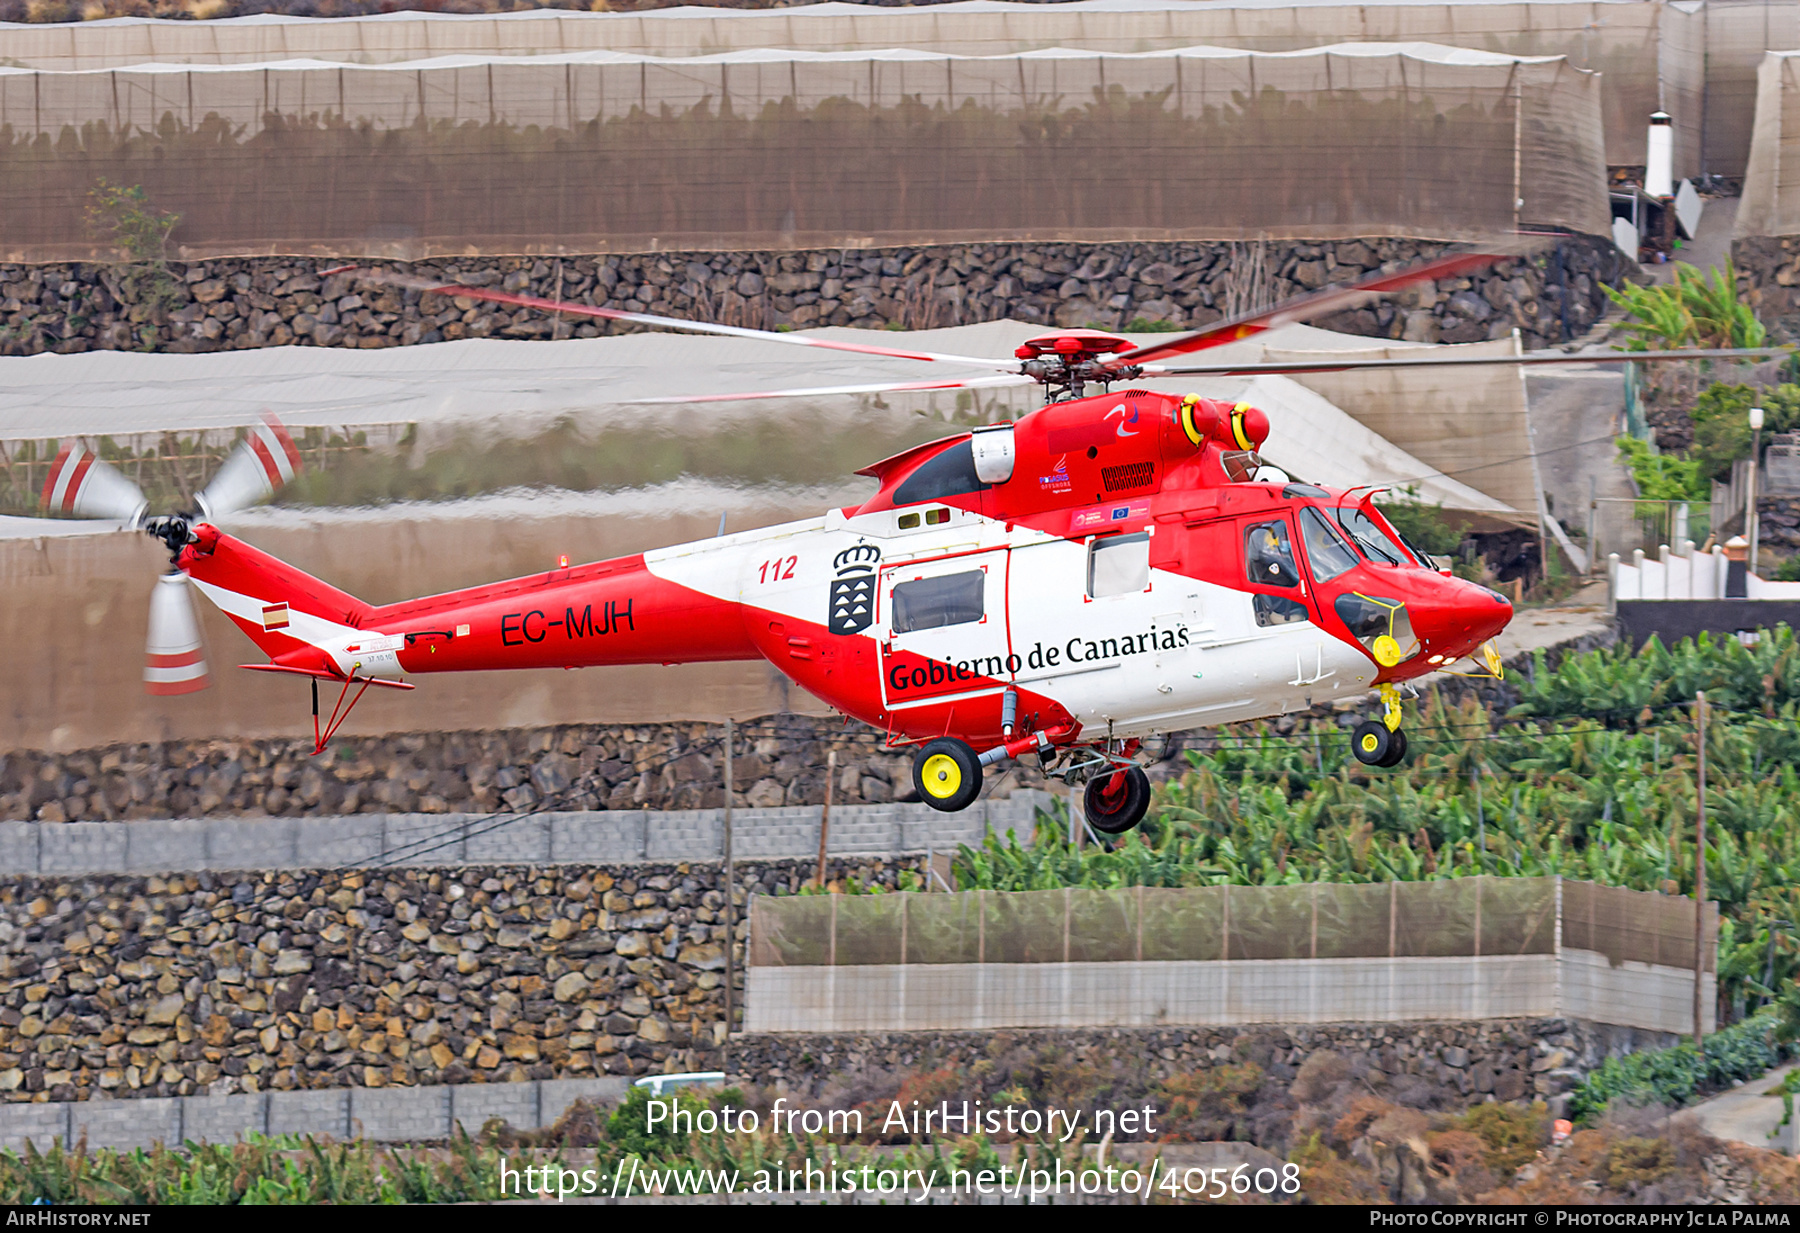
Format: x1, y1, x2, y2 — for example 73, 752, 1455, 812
37, 251, 1779, 834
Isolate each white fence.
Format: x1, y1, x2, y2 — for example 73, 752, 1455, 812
1607, 539, 1800, 606
747, 878, 1716, 1036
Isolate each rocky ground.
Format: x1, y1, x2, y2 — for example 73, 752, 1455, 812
501, 1030, 1799, 1205
0, 235, 1620, 358
1733, 236, 1800, 343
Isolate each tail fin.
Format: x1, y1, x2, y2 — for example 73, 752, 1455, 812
178, 525, 371, 661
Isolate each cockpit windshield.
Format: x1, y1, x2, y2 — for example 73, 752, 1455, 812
1333, 507, 1413, 568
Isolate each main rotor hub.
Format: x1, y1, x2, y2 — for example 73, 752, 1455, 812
1014, 329, 1142, 401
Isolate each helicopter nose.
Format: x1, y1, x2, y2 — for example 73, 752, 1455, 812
1409, 578, 1513, 665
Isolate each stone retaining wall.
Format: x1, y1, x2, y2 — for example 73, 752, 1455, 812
1756, 495, 1800, 554
730, 1019, 1678, 1120
0, 235, 1619, 359
0, 796, 1045, 877
0, 1016, 1673, 1151
1733, 237, 1800, 339
0, 856, 926, 1106
0, 717, 1055, 825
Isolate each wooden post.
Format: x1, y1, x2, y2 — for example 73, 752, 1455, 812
1694, 691, 1708, 1047
723, 718, 735, 1037
816, 749, 834, 888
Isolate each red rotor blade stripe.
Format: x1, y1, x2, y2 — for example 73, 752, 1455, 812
41, 444, 97, 511
1106, 250, 1516, 371
247, 432, 284, 490
635, 373, 1032, 404
146, 649, 206, 668
370, 274, 1017, 370
258, 415, 302, 478
1141, 347, 1793, 377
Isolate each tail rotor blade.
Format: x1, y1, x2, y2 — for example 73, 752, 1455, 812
144, 572, 210, 696
195, 415, 302, 522
39, 444, 149, 526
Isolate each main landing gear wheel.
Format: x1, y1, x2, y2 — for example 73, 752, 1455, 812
1085, 766, 1152, 834
1351, 721, 1408, 768
913, 738, 982, 813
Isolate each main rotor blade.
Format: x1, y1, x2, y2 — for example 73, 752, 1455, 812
1106, 246, 1532, 372
39, 444, 149, 526
1144, 346, 1792, 377
356, 270, 1021, 371
632, 373, 1034, 404
194, 414, 302, 522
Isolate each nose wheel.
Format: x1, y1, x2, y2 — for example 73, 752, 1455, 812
1351, 720, 1408, 767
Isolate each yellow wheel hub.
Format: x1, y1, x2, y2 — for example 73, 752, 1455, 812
921, 753, 963, 799
1359, 732, 1381, 754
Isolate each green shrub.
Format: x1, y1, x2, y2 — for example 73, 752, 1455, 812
1605, 1136, 1675, 1186
1688, 382, 1800, 483
1616, 436, 1708, 502
1565, 1012, 1786, 1124
1376, 488, 1469, 557
1456, 1101, 1549, 1173
1603, 262, 1767, 351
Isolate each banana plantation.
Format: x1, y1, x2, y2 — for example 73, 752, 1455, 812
954, 627, 1800, 1027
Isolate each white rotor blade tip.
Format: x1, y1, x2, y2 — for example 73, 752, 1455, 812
145, 573, 210, 696
39, 444, 149, 526
195, 416, 302, 521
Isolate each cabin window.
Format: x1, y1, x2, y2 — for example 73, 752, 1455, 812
1254, 594, 1311, 627
1244, 520, 1300, 588
893, 440, 988, 506
1299, 507, 1359, 583
1087, 532, 1150, 598
891, 570, 985, 634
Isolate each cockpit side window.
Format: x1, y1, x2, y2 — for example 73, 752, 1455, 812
1299, 507, 1359, 583
1244, 520, 1300, 588
1384, 518, 1439, 570
1333, 507, 1408, 568
893, 440, 989, 507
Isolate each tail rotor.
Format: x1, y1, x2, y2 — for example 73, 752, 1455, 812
38, 414, 302, 696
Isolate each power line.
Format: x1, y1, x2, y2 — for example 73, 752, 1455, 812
349, 733, 727, 871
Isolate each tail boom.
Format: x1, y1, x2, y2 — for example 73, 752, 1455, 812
179, 527, 760, 685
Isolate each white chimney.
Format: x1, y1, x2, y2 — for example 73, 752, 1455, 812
1646, 111, 1674, 199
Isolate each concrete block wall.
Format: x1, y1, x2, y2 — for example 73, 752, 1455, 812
0, 793, 1048, 876
0, 1077, 628, 1154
